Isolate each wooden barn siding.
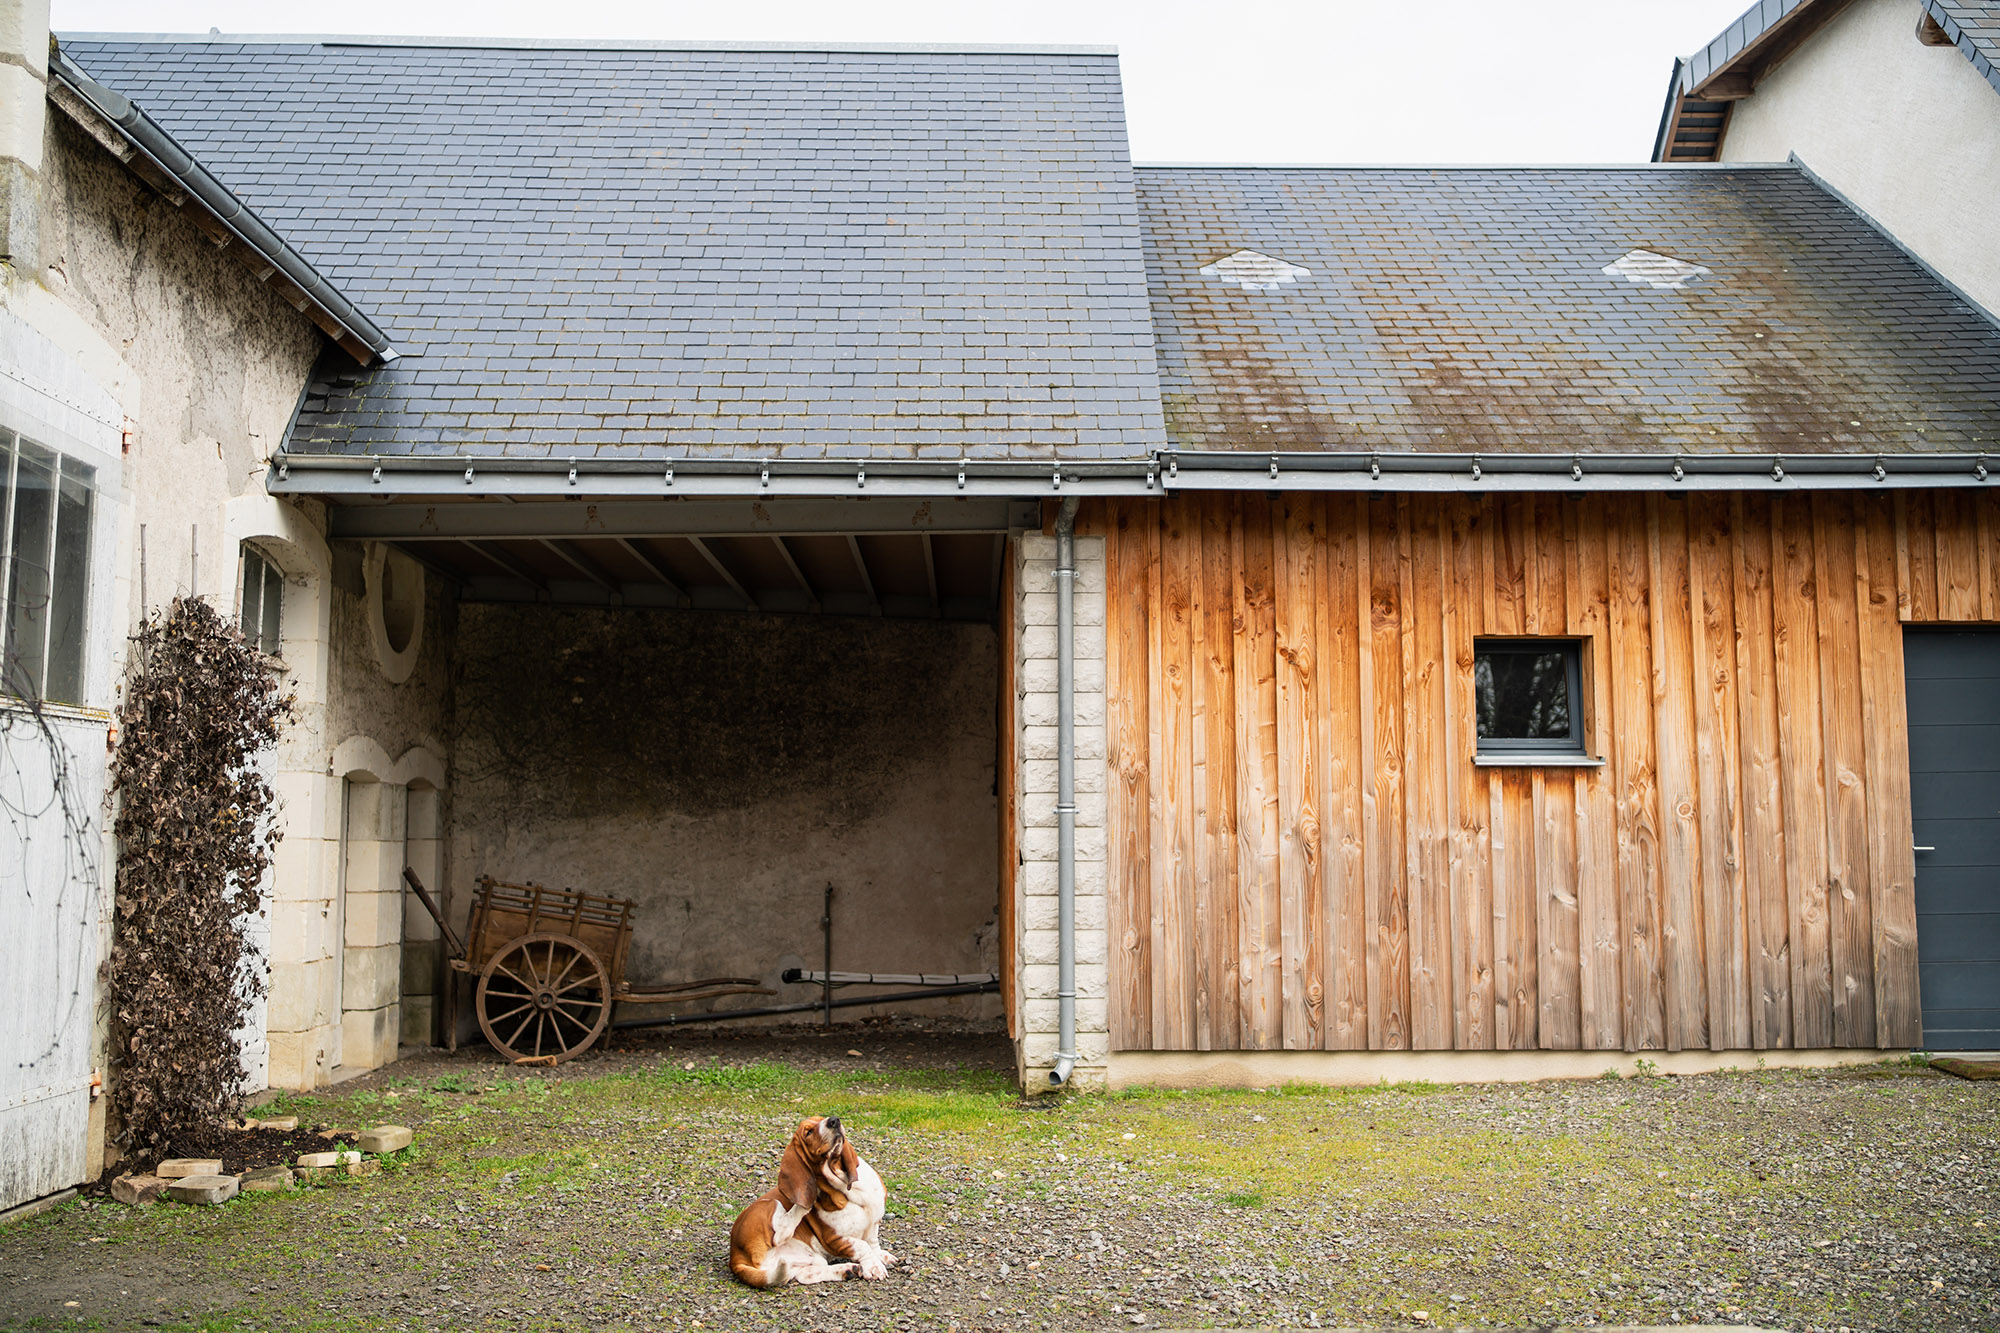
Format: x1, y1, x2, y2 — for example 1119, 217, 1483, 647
1096, 489, 2000, 1054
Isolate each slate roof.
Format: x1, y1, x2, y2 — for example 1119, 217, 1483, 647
1139, 165, 2000, 455
1925, 0, 2000, 93
59, 38, 1168, 462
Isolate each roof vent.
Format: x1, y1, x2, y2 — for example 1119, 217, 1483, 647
1602, 248, 1711, 290
1200, 249, 1310, 292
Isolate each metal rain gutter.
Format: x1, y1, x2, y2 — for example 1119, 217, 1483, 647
46, 48, 397, 364
1049, 494, 1080, 1088
269, 448, 1996, 499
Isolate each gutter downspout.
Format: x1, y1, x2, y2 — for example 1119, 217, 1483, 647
1048, 495, 1080, 1087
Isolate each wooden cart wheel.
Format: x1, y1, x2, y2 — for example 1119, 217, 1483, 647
476, 933, 611, 1063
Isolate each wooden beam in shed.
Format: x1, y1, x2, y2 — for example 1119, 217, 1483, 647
611, 537, 689, 606
538, 538, 618, 591
1918, 12, 1953, 44
469, 541, 546, 591
846, 535, 883, 615
767, 536, 821, 612
921, 532, 941, 618
687, 536, 755, 610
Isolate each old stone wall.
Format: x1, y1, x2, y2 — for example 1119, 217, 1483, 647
19, 104, 330, 1116
449, 604, 1002, 1025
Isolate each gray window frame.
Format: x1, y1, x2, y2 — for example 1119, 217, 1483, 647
0, 429, 96, 705
1473, 636, 1588, 761
238, 542, 284, 657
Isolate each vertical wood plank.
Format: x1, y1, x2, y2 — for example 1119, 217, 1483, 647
1568, 495, 1623, 1049
1152, 496, 1197, 1048
1610, 497, 1666, 1050
1813, 493, 1876, 1048
1362, 496, 1410, 1049
1106, 502, 1152, 1050
1500, 769, 1539, 1047
1444, 497, 1493, 1049
1772, 496, 1834, 1048
1854, 493, 1922, 1047
1979, 491, 1998, 622
1688, 493, 1751, 1051
1731, 494, 1793, 1048
1893, 492, 1914, 623
1232, 495, 1284, 1052
1273, 495, 1323, 1049
1902, 491, 1937, 623
1193, 495, 1240, 1049
1400, 498, 1448, 1048
1648, 496, 1708, 1053
1536, 768, 1582, 1048
1322, 496, 1369, 1049
1406, 498, 1453, 1048
1186, 503, 1217, 1049
1492, 494, 1527, 636
1934, 490, 1981, 621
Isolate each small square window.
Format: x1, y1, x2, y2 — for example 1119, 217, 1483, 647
1474, 638, 1586, 761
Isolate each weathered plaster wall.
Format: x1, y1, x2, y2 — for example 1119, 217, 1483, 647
1719, 0, 2000, 314
449, 605, 1001, 1024
322, 551, 454, 1065
12, 105, 332, 1125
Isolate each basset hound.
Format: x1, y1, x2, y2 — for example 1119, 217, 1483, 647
727, 1114, 897, 1288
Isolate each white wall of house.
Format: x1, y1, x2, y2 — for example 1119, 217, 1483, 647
1718, 0, 2000, 314
1012, 530, 1110, 1091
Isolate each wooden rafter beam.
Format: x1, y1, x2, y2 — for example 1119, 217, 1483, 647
768, 536, 820, 611
611, 537, 688, 605
538, 538, 616, 591
921, 532, 941, 618
470, 541, 545, 590
846, 535, 882, 615
687, 537, 755, 610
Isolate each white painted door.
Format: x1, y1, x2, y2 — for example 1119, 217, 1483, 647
0, 710, 106, 1211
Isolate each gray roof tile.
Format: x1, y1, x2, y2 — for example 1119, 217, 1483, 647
1139, 165, 2000, 455
62, 38, 1167, 461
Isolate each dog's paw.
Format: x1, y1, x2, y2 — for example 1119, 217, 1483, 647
860, 1258, 888, 1280
879, 1250, 900, 1267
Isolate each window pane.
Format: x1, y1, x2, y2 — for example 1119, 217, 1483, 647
1475, 648, 1572, 740
260, 558, 282, 655
42, 457, 93, 703
240, 549, 263, 642
4, 438, 56, 698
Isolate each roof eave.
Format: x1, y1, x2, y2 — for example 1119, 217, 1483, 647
46, 45, 395, 366
268, 448, 2000, 502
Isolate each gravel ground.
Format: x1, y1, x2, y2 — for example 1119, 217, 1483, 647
0, 1018, 1994, 1332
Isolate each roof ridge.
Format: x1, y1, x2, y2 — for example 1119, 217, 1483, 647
57, 32, 1119, 56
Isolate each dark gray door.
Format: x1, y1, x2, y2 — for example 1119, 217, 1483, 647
1905, 629, 2000, 1050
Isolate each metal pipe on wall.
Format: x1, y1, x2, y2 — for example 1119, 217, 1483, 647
1049, 495, 1080, 1087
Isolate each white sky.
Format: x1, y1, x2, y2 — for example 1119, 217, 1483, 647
54, 0, 1755, 164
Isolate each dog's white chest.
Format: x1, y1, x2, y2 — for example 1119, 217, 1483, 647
822, 1158, 885, 1238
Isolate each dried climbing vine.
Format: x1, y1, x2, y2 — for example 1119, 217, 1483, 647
110, 595, 292, 1156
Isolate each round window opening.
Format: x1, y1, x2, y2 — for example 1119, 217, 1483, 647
379, 549, 421, 654
367, 543, 425, 682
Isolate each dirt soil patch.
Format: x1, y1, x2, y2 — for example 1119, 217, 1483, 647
100, 1127, 362, 1185
2, 1021, 1995, 1333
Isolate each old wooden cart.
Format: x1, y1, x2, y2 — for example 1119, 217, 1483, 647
402, 871, 770, 1063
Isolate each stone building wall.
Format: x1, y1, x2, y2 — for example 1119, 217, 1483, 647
1011, 531, 1109, 1090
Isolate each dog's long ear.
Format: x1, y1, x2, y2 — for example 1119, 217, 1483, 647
776, 1142, 818, 1215
837, 1136, 859, 1188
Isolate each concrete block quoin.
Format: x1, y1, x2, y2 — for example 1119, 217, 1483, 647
1011, 530, 1109, 1092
